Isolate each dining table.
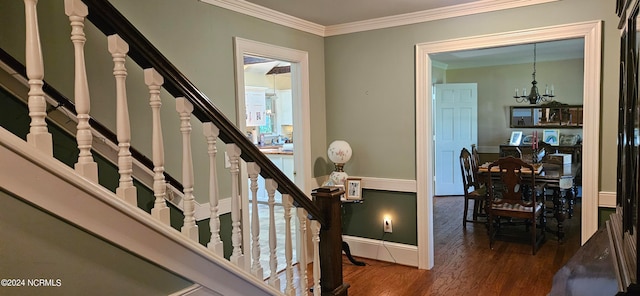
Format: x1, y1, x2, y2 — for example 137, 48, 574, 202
478, 161, 580, 242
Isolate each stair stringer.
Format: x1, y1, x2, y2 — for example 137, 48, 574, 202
0, 127, 281, 296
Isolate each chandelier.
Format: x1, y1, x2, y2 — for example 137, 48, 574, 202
513, 43, 555, 104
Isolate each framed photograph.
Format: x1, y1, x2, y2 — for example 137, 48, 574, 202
521, 134, 534, 145
509, 131, 523, 146
543, 129, 560, 146
345, 178, 362, 200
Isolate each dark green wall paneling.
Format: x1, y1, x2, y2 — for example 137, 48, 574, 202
342, 190, 417, 245
599, 207, 616, 228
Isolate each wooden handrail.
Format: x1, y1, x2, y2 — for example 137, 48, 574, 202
80, 0, 325, 226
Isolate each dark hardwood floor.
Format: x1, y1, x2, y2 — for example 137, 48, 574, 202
339, 195, 582, 296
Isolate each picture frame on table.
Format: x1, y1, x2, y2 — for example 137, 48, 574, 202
521, 134, 534, 145
345, 178, 362, 200
543, 129, 560, 146
509, 131, 523, 146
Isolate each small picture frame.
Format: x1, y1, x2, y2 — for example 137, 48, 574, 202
509, 131, 523, 146
345, 178, 362, 200
521, 134, 534, 145
543, 129, 560, 146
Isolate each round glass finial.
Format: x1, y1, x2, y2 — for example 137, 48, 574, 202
327, 140, 352, 164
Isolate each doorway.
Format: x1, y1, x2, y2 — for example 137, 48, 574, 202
433, 83, 478, 196
415, 21, 602, 269
233, 37, 312, 275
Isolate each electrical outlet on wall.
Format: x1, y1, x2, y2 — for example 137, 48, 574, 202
383, 216, 393, 233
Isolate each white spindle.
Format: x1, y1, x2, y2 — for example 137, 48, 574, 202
108, 34, 137, 206
176, 97, 198, 241
203, 122, 223, 256
227, 144, 244, 267
65, 0, 98, 182
283, 194, 296, 295
248, 162, 264, 278
145, 68, 169, 224
311, 220, 321, 296
265, 178, 280, 288
297, 208, 309, 294
24, 0, 52, 155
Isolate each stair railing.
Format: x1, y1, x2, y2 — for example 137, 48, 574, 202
9, 0, 350, 295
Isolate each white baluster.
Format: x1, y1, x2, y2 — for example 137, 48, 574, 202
24, 0, 52, 155
265, 178, 280, 288
283, 194, 296, 295
297, 208, 309, 294
247, 162, 263, 279
203, 122, 223, 256
227, 144, 244, 267
145, 68, 169, 224
65, 0, 98, 182
176, 97, 198, 241
108, 34, 137, 206
311, 220, 321, 296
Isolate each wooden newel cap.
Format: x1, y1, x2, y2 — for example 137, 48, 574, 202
312, 186, 344, 197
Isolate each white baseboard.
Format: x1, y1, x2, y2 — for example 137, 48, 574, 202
599, 191, 616, 208
342, 235, 418, 267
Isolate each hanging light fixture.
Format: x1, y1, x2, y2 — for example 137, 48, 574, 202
513, 43, 555, 104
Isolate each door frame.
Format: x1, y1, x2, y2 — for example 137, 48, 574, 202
415, 21, 602, 269
233, 37, 312, 270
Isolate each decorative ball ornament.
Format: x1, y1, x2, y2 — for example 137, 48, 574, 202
327, 140, 352, 168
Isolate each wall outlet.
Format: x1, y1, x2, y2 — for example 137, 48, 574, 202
383, 217, 393, 233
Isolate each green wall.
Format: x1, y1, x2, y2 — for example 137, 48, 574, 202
0, 190, 192, 296
446, 58, 585, 147
342, 190, 417, 245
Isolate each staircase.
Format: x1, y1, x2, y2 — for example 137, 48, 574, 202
0, 0, 347, 295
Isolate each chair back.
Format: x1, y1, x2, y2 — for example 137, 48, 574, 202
460, 148, 480, 194
486, 156, 536, 206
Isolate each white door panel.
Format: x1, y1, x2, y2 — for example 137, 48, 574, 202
434, 83, 478, 195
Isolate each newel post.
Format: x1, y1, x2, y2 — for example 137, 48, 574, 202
312, 187, 349, 296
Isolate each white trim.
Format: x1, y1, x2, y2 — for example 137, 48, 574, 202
325, 0, 560, 37
416, 20, 602, 270
233, 37, 312, 272
199, 0, 559, 37
599, 191, 617, 208
352, 176, 416, 193
342, 235, 418, 267
198, 0, 324, 36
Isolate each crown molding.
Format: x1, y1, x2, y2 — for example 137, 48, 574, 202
325, 0, 560, 36
199, 0, 325, 36
200, 0, 560, 37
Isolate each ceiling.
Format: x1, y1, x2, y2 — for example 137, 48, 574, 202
234, 0, 583, 69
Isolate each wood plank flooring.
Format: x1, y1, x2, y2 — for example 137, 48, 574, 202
339, 195, 581, 296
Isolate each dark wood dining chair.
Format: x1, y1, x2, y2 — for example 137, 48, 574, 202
460, 147, 486, 228
486, 156, 546, 254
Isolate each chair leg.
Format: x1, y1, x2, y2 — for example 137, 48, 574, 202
463, 197, 469, 228
532, 218, 537, 255
488, 214, 494, 250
